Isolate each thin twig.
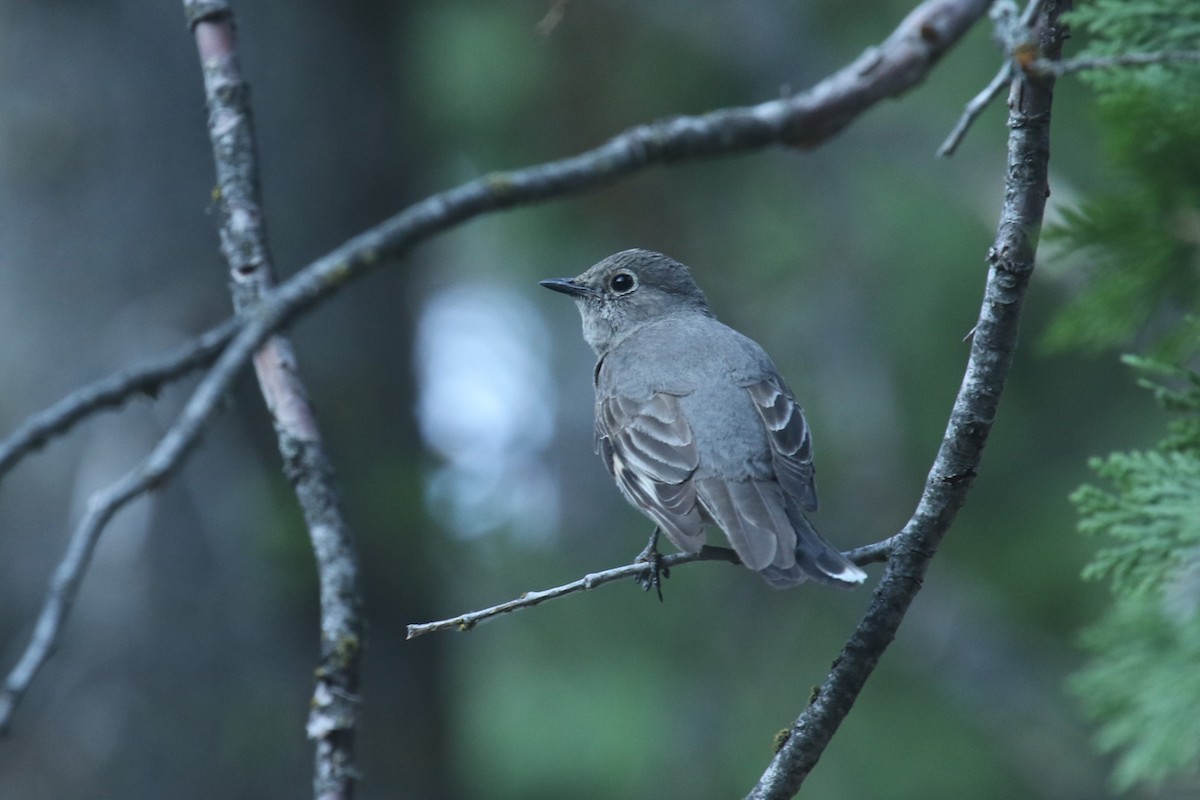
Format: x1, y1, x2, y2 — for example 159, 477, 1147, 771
938, 62, 1012, 157
186, 4, 364, 799
939, 0, 1053, 158
1031, 50, 1200, 76
0, 317, 238, 484
745, 2, 1067, 797
406, 546, 745, 639
939, 6, 1198, 157
0, 0, 990, 737
406, 538, 895, 639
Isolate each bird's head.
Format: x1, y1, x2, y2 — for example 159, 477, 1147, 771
540, 249, 712, 355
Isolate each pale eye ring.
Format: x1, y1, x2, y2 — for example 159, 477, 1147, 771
610, 272, 636, 293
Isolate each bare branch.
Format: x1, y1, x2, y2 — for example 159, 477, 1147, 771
939, 0, 1050, 157
939, 62, 1012, 157
233, 0, 992, 336
187, 3, 364, 799
0, 0, 990, 739
405, 539, 895, 640
745, 3, 1069, 797
1032, 50, 1200, 76
939, 4, 1199, 158
406, 547, 745, 640
0, 341, 250, 733
0, 317, 238, 485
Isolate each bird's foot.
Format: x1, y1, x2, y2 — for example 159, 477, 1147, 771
634, 528, 670, 602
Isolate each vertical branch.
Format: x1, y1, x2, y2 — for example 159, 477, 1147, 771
184, 4, 365, 798
745, 3, 1069, 798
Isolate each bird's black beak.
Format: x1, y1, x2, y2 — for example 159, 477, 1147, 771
539, 277, 592, 298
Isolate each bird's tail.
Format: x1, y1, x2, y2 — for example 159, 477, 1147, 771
758, 505, 866, 589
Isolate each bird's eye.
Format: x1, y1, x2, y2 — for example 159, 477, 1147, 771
610, 272, 636, 293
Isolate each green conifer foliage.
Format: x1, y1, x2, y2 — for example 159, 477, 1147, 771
1072, 358, 1200, 790
1045, 0, 1200, 356
1056, 4, 1200, 788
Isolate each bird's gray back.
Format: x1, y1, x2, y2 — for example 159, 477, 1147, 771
596, 312, 778, 482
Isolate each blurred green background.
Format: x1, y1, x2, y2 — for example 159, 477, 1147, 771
0, 1, 1166, 798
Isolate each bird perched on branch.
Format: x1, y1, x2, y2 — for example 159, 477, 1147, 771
541, 249, 866, 590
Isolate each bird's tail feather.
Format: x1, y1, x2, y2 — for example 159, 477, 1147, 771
758, 504, 866, 588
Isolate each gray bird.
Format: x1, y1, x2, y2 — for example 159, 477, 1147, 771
540, 249, 866, 589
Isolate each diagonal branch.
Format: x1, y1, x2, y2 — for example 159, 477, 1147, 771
745, 2, 1069, 798
0, 0, 990, 740
939, 61, 1012, 157
186, 4, 364, 799
939, 0, 1045, 157
247, 0, 991, 327
0, 338, 251, 733
0, 316, 238, 484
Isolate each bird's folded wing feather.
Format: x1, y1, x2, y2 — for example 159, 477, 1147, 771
745, 377, 819, 512
595, 391, 705, 551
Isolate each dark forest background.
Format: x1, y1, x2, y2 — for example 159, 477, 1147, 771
0, 1, 1165, 798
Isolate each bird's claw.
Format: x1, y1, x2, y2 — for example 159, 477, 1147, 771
634, 529, 670, 601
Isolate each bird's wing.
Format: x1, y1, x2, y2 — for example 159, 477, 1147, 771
595, 391, 705, 552
739, 376, 866, 586
745, 377, 819, 512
